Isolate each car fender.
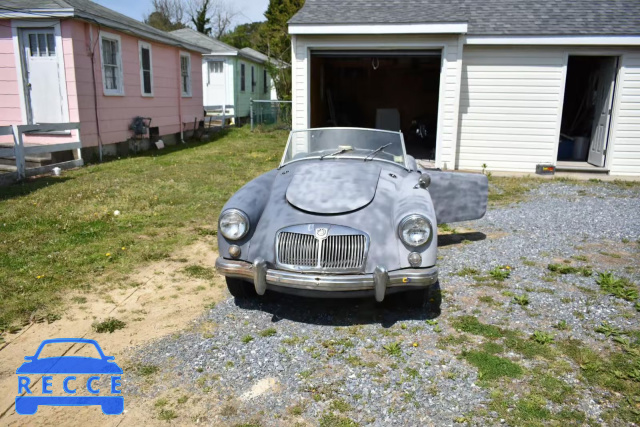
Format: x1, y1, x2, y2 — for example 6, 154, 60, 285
218, 169, 277, 258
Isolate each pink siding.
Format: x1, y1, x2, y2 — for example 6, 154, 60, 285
0, 19, 203, 148
68, 20, 203, 147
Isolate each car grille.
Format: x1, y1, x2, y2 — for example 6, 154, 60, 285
276, 228, 368, 272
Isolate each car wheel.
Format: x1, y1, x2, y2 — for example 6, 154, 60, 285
226, 277, 257, 299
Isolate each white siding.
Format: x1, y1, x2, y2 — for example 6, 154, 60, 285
457, 46, 566, 172
610, 53, 640, 176
291, 34, 464, 168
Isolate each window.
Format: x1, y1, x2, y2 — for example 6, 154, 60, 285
240, 63, 246, 92
251, 66, 256, 93
210, 62, 223, 73
99, 32, 123, 95
180, 52, 191, 97
139, 41, 153, 96
263, 69, 268, 94
27, 32, 56, 57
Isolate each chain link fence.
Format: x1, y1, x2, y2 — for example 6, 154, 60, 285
250, 100, 292, 131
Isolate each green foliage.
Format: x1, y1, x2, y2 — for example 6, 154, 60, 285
137, 364, 160, 376
547, 263, 592, 276
191, 0, 212, 35
182, 265, 215, 280
513, 294, 530, 307
553, 320, 570, 331
242, 335, 254, 344
221, 22, 266, 50
259, 327, 277, 337
461, 350, 523, 380
489, 266, 511, 281
596, 272, 639, 301
594, 322, 625, 337
158, 408, 178, 421
329, 399, 352, 413
383, 342, 402, 357
530, 331, 554, 345
451, 315, 503, 339
92, 317, 126, 333
319, 412, 359, 427
144, 0, 187, 31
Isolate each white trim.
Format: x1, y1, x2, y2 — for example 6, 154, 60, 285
99, 31, 125, 96
451, 35, 465, 170
180, 51, 192, 97
603, 56, 624, 172
138, 40, 154, 97
552, 52, 570, 166
11, 19, 69, 125
204, 52, 238, 57
0, 9, 73, 18
466, 35, 640, 46
289, 23, 468, 35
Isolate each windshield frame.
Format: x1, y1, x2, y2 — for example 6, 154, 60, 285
279, 127, 409, 170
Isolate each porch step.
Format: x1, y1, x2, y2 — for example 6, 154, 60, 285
555, 165, 609, 173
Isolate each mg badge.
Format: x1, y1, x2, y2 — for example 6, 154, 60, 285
315, 228, 329, 240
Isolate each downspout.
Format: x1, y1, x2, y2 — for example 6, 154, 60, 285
88, 23, 103, 161
178, 50, 184, 143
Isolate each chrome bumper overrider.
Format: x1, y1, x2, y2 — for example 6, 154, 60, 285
215, 257, 438, 302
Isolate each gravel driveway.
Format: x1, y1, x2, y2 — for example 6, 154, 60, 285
125, 180, 640, 426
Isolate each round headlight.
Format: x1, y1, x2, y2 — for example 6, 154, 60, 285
398, 214, 433, 247
219, 209, 250, 240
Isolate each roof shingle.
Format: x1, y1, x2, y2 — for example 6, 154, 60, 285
290, 0, 640, 36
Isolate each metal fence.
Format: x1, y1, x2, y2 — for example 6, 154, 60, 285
0, 123, 83, 186
250, 100, 292, 131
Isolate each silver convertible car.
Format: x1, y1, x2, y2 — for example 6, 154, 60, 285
215, 128, 488, 308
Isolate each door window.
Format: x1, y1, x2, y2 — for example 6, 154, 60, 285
27, 33, 55, 56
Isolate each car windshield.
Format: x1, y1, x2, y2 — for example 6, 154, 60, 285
281, 128, 406, 168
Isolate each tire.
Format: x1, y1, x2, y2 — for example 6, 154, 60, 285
226, 277, 257, 299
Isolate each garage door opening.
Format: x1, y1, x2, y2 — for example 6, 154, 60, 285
310, 51, 442, 161
558, 55, 619, 169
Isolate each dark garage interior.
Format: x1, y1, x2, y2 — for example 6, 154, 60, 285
310, 52, 442, 160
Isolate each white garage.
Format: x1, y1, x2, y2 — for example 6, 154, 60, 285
289, 0, 640, 176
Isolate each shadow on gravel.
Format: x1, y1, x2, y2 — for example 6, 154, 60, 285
233, 289, 441, 328
438, 231, 486, 247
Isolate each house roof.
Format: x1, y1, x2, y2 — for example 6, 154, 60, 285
170, 28, 284, 66
0, 0, 209, 52
289, 0, 640, 36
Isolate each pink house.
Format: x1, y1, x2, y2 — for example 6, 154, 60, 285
0, 0, 207, 161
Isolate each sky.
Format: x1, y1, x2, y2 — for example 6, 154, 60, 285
94, 0, 270, 27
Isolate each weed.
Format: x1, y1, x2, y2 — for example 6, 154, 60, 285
220, 404, 237, 416
451, 315, 503, 339
513, 295, 530, 306
594, 322, 625, 337
329, 399, 352, 413
530, 331, 554, 345
571, 255, 588, 262
489, 266, 511, 281
242, 335, 254, 344
71, 296, 87, 304
479, 295, 498, 306
383, 342, 402, 357
462, 350, 523, 380
319, 412, 359, 427
155, 398, 168, 407
158, 408, 178, 421
137, 364, 160, 376
553, 320, 570, 331
596, 272, 639, 301
482, 342, 504, 354
404, 367, 420, 379
425, 319, 438, 325
177, 395, 189, 405
92, 317, 126, 333
547, 263, 592, 276
259, 328, 277, 338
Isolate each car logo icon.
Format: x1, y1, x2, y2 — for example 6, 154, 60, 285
15, 338, 124, 415
315, 227, 329, 239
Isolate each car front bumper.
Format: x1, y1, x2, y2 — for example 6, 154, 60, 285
215, 257, 438, 302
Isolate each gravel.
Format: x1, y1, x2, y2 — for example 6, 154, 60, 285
125, 181, 640, 426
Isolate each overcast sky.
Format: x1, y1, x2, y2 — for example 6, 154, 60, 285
94, 0, 270, 27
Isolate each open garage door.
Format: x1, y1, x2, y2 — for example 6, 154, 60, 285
310, 50, 442, 161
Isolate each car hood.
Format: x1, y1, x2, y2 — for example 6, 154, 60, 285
285, 162, 381, 214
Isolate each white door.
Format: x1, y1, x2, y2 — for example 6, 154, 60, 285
20, 28, 65, 124
206, 60, 226, 107
587, 57, 618, 167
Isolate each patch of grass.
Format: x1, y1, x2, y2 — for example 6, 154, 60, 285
489, 266, 511, 281
383, 342, 402, 357
437, 334, 470, 349
158, 408, 178, 421
136, 364, 160, 376
92, 317, 126, 333
513, 294, 530, 307
329, 399, 352, 413
479, 295, 499, 306
530, 331, 554, 345
176, 395, 189, 405
155, 398, 168, 407
182, 264, 215, 280
547, 263, 592, 276
553, 320, 570, 331
0, 127, 287, 329
571, 255, 588, 262
319, 412, 359, 427
71, 296, 87, 304
451, 315, 504, 339
504, 336, 556, 360
487, 176, 543, 206
482, 342, 504, 355
288, 403, 305, 416
456, 267, 480, 277
596, 272, 639, 301
594, 322, 625, 337
461, 350, 523, 380
241, 335, 254, 344
259, 328, 277, 337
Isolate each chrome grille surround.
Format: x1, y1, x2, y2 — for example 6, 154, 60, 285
276, 224, 369, 273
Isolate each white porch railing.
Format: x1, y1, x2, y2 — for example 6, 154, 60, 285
0, 122, 83, 185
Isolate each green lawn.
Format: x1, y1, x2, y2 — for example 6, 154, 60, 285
0, 127, 288, 330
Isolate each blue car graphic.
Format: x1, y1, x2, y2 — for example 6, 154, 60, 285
15, 338, 124, 415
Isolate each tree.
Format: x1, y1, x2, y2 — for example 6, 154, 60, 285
262, 0, 305, 99
144, 0, 187, 31
189, 0, 236, 39
220, 22, 266, 51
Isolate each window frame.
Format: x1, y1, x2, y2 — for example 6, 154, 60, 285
99, 31, 124, 96
240, 63, 246, 92
180, 51, 192, 97
138, 41, 153, 97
